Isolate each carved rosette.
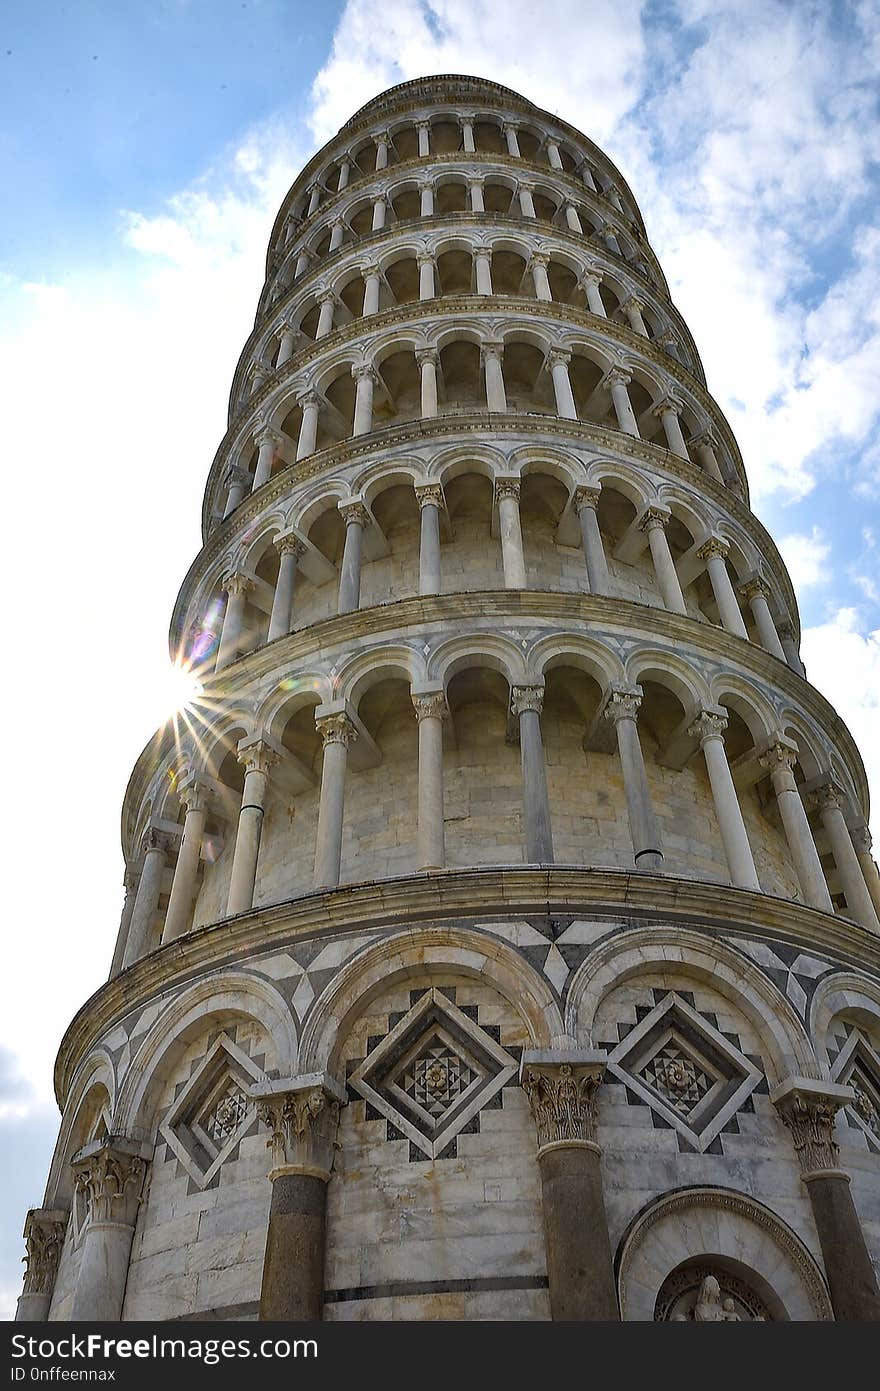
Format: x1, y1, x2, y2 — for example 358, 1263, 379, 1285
521, 1060, 605, 1153
72, 1143, 147, 1227
256, 1082, 343, 1180
21, 1209, 67, 1296
775, 1090, 843, 1176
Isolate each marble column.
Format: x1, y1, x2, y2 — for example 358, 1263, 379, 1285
773, 1079, 880, 1322
294, 249, 311, 279
691, 429, 725, 483
123, 829, 173, 967
373, 132, 389, 170
504, 122, 521, 157
482, 343, 507, 411
575, 486, 610, 595
416, 120, 431, 156
306, 184, 321, 216
416, 483, 443, 594
653, 396, 689, 459
361, 263, 381, 316
371, 195, 386, 232
249, 364, 268, 397
337, 501, 369, 613
603, 686, 662, 870
419, 180, 434, 216
739, 576, 787, 660
328, 219, 345, 253
315, 291, 336, 339
469, 178, 485, 213
639, 507, 687, 615
581, 272, 606, 317
252, 428, 282, 490
314, 711, 358, 889
812, 783, 880, 932
697, 538, 749, 638
603, 224, 622, 256
851, 825, 880, 922
474, 246, 493, 294
108, 867, 138, 979
418, 252, 436, 301
690, 710, 761, 891
521, 1053, 619, 1321
778, 621, 807, 679
530, 252, 552, 301
605, 368, 639, 436
296, 390, 321, 459
622, 296, 649, 337
223, 467, 249, 518
216, 573, 253, 670
518, 183, 537, 218
546, 139, 564, 170
579, 162, 598, 192
268, 535, 307, 640
276, 324, 298, 368
759, 742, 833, 912
70, 1139, 148, 1322
226, 738, 280, 916
15, 1209, 68, 1321
337, 157, 351, 191
412, 689, 446, 870
511, 686, 554, 863
495, 478, 527, 589
352, 365, 378, 435
564, 203, 583, 233
256, 1076, 346, 1322
417, 348, 439, 418
162, 781, 209, 943
548, 349, 578, 420
460, 115, 476, 153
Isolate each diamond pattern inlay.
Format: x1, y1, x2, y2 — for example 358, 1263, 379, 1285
159, 1032, 265, 1188
640, 1044, 714, 1117
403, 1042, 476, 1117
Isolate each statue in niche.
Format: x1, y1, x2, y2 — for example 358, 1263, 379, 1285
693, 1275, 725, 1321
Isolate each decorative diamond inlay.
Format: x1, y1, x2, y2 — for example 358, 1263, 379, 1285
830, 1026, 880, 1152
608, 992, 762, 1151
160, 1033, 265, 1188
349, 989, 517, 1159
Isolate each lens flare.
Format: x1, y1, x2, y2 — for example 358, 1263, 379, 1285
161, 660, 205, 720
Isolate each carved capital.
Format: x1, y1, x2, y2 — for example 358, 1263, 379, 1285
21, 1209, 67, 1296
772, 1080, 852, 1176
758, 739, 798, 776
412, 691, 447, 722
142, 826, 175, 859
546, 347, 571, 370
316, 287, 336, 306
494, 477, 520, 503
688, 709, 729, 745
739, 575, 771, 603
603, 366, 631, 389
339, 499, 370, 528
236, 736, 281, 779
603, 684, 643, 724
638, 504, 670, 533
276, 532, 308, 560
811, 780, 843, 813
360, 261, 381, 280
415, 347, 439, 369
520, 1053, 606, 1153
850, 824, 873, 857
254, 426, 282, 450
574, 485, 601, 512
316, 711, 358, 749
414, 482, 443, 510
351, 363, 379, 385
416, 251, 436, 268
296, 388, 321, 412
222, 572, 254, 599
696, 536, 730, 563
481, 340, 504, 364
179, 777, 211, 815
529, 251, 550, 270
254, 1076, 346, 1180
652, 394, 683, 418
622, 295, 645, 313
580, 269, 602, 288
511, 685, 544, 718
71, 1140, 147, 1228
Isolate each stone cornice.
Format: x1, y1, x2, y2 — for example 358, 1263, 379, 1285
266, 77, 650, 272
244, 206, 702, 414
54, 864, 880, 1111
135, 589, 861, 861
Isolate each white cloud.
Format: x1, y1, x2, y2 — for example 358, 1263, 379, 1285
776, 528, 831, 591
802, 609, 880, 835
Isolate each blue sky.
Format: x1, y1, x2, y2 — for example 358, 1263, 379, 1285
1, 0, 878, 1317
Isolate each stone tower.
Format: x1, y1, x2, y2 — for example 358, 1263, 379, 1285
20, 76, 880, 1324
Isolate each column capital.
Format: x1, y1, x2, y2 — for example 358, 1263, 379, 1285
603, 684, 643, 724
339, 498, 370, 528
637, 503, 671, 533
494, 476, 520, 503
602, 365, 631, 389
276, 532, 308, 560
236, 734, 282, 778
71, 1138, 148, 1228
412, 689, 447, 722
179, 776, 211, 814
359, 261, 381, 280
501, 119, 519, 134
315, 287, 336, 306
546, 347, 571, 369
771, 1078, 853, 1177
415, 346, 439, 368
416, 176, 434, 192
739, 574, 771, 603
414, 118, 431, 133
688, 707, 729, 745
351, 362, 379, 385
414, 481, 444, 510
221, 571, 254, 599
253, 424, 282, 450
690, 426, 719, 450
511, 684, 545, 717
253, 1075, 346, 1181
651, 393, 684, 418
223, 464, 249, 490
574, 484, 601, 511
517, 178, 535, 192
416, 249, 436, 267
850, 824, 873, 856
468, 176, 486, 191
579, 269, 603, 288
296, 387, 322, 411
21, 1209, 67, 1296
622, 294, 645, 312
696, 535, 730, 563
458, 112, 476, 128
315, 710, 358, 749
371, 130, 390, 147
757, 736, 799, 776
529, 250, 550, 269
520, 1051, 607, 1154
142, 826, 176, 858
810, 779, 844, 813
481, 339, 504, 363
370, 191, 386, 207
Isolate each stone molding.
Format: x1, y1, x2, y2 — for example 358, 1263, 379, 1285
21, 1209, 67, 1296
253, 1074, 346, 1180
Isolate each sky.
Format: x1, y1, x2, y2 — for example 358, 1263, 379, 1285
1, 0, 879, 1317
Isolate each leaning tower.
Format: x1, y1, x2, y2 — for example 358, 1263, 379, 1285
20, 76, 880, 1324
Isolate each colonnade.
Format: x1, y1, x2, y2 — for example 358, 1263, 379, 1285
25, 1060, 879, 1323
